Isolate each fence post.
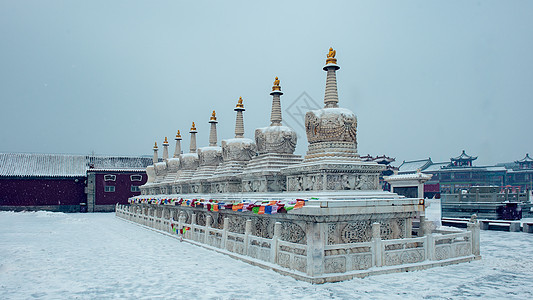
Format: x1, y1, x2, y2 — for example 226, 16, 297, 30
222, 217, 229, 250
245, 219, 252, 256
205, 215, 212, 245
191, 213, 197, 241
372, 222, 382, 267
426, 234, 435, 261
467, 221, 481, 256
272, 222, 281, 264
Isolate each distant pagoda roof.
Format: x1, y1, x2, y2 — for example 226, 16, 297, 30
451, 150, 477, 162
515, 153, 533, 163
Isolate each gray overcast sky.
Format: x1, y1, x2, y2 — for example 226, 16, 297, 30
1, 1, 532, 166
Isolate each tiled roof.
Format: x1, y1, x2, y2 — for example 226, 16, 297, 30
424, 162, 450, 172
398, 158, 433, 174
0, 153, 151, 177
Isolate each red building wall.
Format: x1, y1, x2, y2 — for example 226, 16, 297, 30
0, 177, 86, 208
93, 172, 147, 205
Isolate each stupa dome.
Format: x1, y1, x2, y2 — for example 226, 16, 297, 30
198, 146, 223, 166
180, 153, 199, 170
220, 97, 257, 162
146, 165, 155, 183
255, 125, 297, 154
305, 107, 357, 144
303, 48, 359, 161
154, 161, 167, 176
167, 157, 180, 172
222, 138, 256, 162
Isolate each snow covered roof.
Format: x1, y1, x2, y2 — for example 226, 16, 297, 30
424, 162, 449, 172
0, 153, 151, 177
398, 158, 433, 174
385, 172, 432, 182
88, 156, 152, 170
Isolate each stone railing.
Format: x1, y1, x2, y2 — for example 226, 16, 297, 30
115, 204, 480, 283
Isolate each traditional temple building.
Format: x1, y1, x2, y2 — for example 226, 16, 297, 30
121, 48, 480, 283
399, 151, 533, 195
0, 153, 151, 212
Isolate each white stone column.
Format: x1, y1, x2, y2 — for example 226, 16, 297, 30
191, 213, 197, 241
209, 112, 218, 146
152, 142, 159, 164
372, 222, 382, 267
189, 123, 197, 153
306, 222, 325, 277
174, 130, 182, 158
271, 221, 281, 263
244, 219, 252, 255
205, 215, 212, 244
270, 77, 283, 126
323, 48, 340, 108
222, 217, 229, 250
323, 67, 340, 108
467, 221, 481, 257
162, 137, 169, 160
234, 97, 245, 138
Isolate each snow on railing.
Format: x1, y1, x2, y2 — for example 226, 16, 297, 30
115, 204, 480, 280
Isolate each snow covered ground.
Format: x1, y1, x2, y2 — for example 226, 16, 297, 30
1, 212, 532, 299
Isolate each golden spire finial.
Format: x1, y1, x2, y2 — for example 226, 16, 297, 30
236, 96, 244, 108
210, 110, 217, 121
272, 76, 281, 91
176, 130, 181, 139
326, 47, 337, 64
191, 122, 196, 131
153, 141, 158, 149
164, 136, 168, 144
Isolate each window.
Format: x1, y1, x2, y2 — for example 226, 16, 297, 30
104, 174, 116, 181
130, 175, 142, 181
131, 185, 140, 192
104, 186, 115, 192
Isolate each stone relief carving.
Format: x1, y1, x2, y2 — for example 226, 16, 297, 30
293, 256, 307, 273
305, 108, 357, 144
327, 223, 337, 245
352, 254, 372, 270
381, 219, 405, 240
385, 249, 424, 266
280, 222, 306, 244
228, 216, 246, 234
287, 176, 304, 191
252, 217, 272, 239
196, 212, 206, 226
180, 155, 199, 170
324, 257, 346, 274
255, 127, 297, 155
198, 148, 223, 166
154, 162, 168, 177
222, 139, 257, 161
278, 252, 290, 268
341, 221, 372, 243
